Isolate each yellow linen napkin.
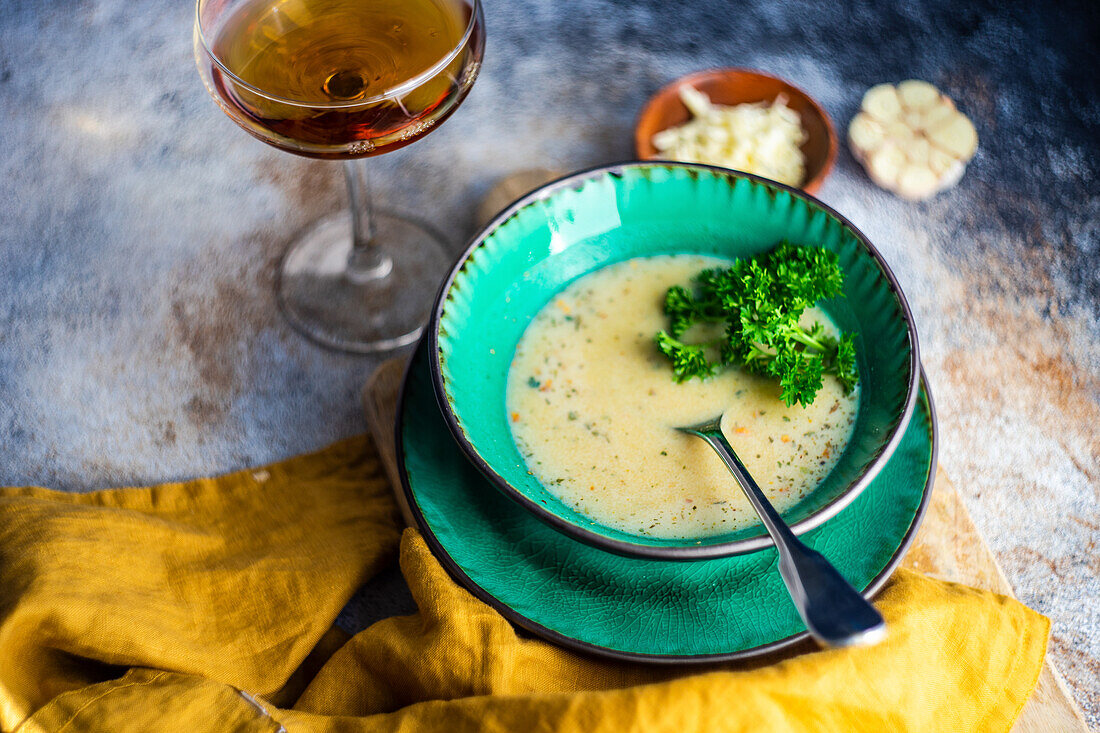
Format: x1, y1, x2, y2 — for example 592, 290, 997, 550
0, 436, 1048, 732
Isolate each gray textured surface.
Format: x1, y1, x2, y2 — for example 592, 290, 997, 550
1, 0, 1097, 724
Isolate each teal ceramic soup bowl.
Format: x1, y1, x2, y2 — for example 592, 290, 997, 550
430, 162, 920, 560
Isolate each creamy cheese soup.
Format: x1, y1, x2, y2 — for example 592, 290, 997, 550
506, 255, 859, 539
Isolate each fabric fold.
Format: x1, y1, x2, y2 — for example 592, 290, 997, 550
1, 436, 1048, 733
0, 437, 400, 730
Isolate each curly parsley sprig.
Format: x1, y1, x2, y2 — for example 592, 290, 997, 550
654, 242, 858, 407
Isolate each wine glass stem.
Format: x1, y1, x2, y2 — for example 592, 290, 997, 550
343, 158, 393, 283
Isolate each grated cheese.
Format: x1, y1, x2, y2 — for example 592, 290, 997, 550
652, 86, 807, 187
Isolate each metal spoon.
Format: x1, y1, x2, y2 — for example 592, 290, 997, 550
678, 416, 886, 648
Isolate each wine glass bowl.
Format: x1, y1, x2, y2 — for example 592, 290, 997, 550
193, 0, 485, 353
195, 0, 484, 159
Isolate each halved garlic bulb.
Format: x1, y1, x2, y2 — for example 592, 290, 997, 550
848, 80, 978, 200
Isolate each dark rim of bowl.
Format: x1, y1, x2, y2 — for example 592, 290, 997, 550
400, 342, 937, 662
429, 161, 921, 561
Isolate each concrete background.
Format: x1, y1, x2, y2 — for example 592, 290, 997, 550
1, 0, 1097, 723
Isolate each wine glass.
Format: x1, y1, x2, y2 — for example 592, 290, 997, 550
194, 0, 485, 352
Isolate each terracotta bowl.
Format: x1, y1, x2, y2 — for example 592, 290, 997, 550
635, 68, 837, 194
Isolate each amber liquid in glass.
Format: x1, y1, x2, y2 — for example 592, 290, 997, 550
209, 0, 480, 158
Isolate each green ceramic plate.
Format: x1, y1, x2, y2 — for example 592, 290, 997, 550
399, 337, 938, 661
431, 163, 919, 559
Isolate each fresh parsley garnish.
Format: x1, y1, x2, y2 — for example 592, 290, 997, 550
654, 242, 858, 407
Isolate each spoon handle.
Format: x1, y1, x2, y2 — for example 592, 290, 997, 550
694, 428, 886, 648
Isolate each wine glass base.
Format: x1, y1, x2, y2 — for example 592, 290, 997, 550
277, 211, 452, 354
